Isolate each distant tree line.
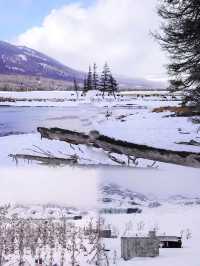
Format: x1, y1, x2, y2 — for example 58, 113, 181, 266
83, 63, 118, 97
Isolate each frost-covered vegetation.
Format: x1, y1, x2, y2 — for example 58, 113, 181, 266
0, 207, 109, 266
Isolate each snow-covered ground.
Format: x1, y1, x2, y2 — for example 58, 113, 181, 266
0, 166, 98, 209
97, 183, 200, 266
0, 181, 199, 266
0, 90, 181, 107
0, 91, 200, 265
102, 204, 200, 266
0, 90, 179, 99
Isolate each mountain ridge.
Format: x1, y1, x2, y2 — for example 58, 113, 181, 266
0, 40, 167, 90
0, 40, 83, 82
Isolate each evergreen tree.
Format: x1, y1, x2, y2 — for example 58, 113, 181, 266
93, 63, 99, 91
155, 0, 200, 107
108, 74, 118, 98
83, 77, 88, 93
87, 65, 93, 91
100, 63, 111, 97
83, 63, 118, 97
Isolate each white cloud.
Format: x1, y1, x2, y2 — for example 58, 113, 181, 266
16, 0, 167, 78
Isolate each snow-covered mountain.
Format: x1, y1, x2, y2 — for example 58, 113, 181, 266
101, 183, 148, 203
0, 40, 166, 89
100, 183, 200, 209
0, 40, 83, 81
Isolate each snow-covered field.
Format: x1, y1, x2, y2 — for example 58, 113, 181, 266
102, 205, 200, 266
96, 182, 200, 266
0, 90, 181, 107
0, 90, 180, 99
0, 90, 200, 265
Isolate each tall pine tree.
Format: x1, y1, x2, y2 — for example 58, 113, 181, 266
93, 63, 99, 91
155, 0, 200, 107
87, 65, 93, 91
100, 63, 111, 97
108, 74, 118, 98
83, 77, 88, 93
83, 63, 118, 97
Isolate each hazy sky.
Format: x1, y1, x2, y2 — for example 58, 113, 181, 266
0, 0, 168, 79
0, 0, 93, 39
0, 167, 98, 206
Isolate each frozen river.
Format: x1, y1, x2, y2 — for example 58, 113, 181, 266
1, 101, 200, 203
0, 105, 102, 137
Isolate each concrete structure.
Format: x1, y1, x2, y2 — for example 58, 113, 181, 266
99, 207, 142, 214
99, 229, 112, 238
84, 229, 112, 238
121, 231, 159, 260
158, 236, 182, 248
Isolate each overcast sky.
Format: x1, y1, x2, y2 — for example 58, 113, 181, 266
1, 0, 168, 79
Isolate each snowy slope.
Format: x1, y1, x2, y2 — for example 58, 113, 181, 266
0, 40, 83, 81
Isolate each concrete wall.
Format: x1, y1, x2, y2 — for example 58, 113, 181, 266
121, 236, 159, 260
84, 229, 112, 238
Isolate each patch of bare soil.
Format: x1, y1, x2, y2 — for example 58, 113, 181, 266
152, 106, 200, 117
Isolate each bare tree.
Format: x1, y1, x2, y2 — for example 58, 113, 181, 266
73, 78, 79, 100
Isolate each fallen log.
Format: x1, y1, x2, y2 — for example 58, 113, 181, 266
37, 127, 200, 168
9, 154, 78, 166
